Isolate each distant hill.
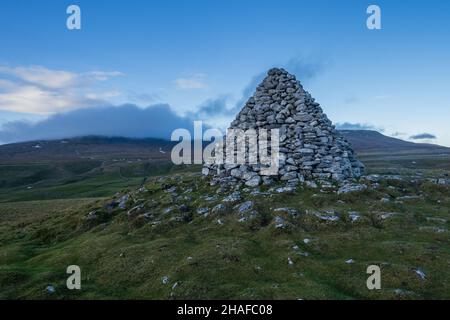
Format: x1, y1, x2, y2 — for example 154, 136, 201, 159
0, 136, 174, 164
0, 131, 449, 164
340, 130, 450, 154
0, 131, 449, 202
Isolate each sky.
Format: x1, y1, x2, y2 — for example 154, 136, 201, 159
0, 0, 449, 145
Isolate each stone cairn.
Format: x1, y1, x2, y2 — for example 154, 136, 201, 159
202, 68, 364, 187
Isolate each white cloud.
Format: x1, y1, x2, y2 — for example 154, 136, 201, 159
86, 71, 124, 82
174, 74, 208, 89
84, 91, 121, 100
0, 65, 123, 89
0, 65, 76, 89
0, 65, 123, 115
0, 79, 18, 90
0, 84, 101, 115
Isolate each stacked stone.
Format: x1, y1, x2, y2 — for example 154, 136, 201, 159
202, 68, 364, 187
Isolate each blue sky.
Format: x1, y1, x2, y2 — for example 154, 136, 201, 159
0, 0, 449, 145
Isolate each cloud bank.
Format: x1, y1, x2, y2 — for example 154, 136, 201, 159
0, 58, 328, 144
335, 122, 379, 131
0, 104, 195, 144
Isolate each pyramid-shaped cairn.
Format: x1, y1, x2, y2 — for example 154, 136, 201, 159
202, 68, 364, 187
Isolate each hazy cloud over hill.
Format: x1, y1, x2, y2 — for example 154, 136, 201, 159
335, 122, 380, 131
0, 104, 195, 144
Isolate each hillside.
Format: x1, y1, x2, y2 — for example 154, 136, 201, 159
0, 131, 449, 299
340, 130, 450, 154
1, 171, 449, 299
0, 131, 449, 164
0, 136, 173, 164
0, 132, 449, 203
0, 137, 183, 203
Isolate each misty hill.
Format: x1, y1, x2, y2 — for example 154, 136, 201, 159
339, 130, 450, 154
0, 136, 173, 164
0, 137, 183, 203
0, 131, 449, 164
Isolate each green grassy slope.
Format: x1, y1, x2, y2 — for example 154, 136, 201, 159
0, 170, 449, 299
0, 138, 449, 300
0, 161, 198, 203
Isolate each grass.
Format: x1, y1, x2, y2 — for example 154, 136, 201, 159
0, 152, 449, 300
0, 161, 199, 203
0, 170, 449, 299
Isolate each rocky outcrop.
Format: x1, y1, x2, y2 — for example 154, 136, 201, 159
203, 68, 364, 187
